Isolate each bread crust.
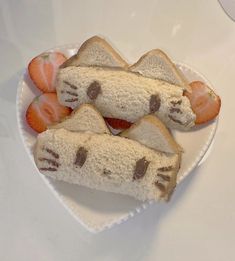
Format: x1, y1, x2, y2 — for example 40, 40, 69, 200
130, 49, 191, 92
120, 115, 183, 154
78, 36, 128, 68
60, 36, 128, 69
49, 104, 111, 134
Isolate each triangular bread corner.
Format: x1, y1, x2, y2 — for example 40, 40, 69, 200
120, 114, 183, 154
49, 103, 111, 134
129, 49, 191, 91
60, 35, 128, 69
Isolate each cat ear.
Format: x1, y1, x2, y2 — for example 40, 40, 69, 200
60, 36, 128, 69
129, 49, 191, 91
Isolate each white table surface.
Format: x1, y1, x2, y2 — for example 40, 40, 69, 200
0, 0, 234, 260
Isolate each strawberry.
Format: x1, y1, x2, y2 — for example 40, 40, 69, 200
26, 93, 72, 133
28, 52, 67, 92
184, 81, 221, 124
105, 117, 132, 130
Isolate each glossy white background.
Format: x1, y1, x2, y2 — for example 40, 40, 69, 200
0, 0, 234, 260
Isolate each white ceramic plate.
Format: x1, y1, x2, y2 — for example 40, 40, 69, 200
16, 44, 218, 233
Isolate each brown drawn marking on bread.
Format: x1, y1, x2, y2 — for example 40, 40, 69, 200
133, 157, 150, 180
157, 166, 173, 172
171, 100, 182, 106
44, 147, 59, 159
102, 169, 112, 179
38, 158, 60, 168
65, 98, 78, 102
65, 91, 78, 97
154, 180, 166, 193
74, 147, 88, 167
103, 169, 111, 175
63, 80, 78, 90
157, 173, 171, 182
39, 167, 57, 172
168, 115, 183, 125
87, 81, 101, 100
149, 94, 161, 113
169, 107, 182, 114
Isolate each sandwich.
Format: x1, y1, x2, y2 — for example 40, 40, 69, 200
35, 128, 180, 201
56, 36, 196, 131
35, 104, 181, 201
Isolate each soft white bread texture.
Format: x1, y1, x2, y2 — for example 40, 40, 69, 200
49, 104, 110, 134
56, 66, 195, 130
129, 49, 191, 91
120, 115, 182, 154
60, 36, 128, 69
35, 129, 180, 201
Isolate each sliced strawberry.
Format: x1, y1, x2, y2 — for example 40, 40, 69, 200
28, 52, 67, 93
105, 117, 132, 130
184, 81, 221, 124
26, 93, 72, 133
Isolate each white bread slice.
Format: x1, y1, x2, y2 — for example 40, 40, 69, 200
49, 104, 110, 134
60, 36, 128, 69
56, 66, 196, 130
129, 49, 191, 91
35, 129, 180, 201
120, 115, 182, 154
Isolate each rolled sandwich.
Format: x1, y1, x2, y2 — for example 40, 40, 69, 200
35, 128, 180, 201
56, 66, 196, 130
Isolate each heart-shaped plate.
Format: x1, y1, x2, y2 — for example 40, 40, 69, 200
16, 44, 218, 233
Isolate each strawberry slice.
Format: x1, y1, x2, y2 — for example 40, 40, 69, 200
184, 81, 221, 124
105, 117, 132, 130
26, 93, 72, 133
28, 52, 67, 93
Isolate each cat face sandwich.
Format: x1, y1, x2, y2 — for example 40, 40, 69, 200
25, 36, 221, 201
